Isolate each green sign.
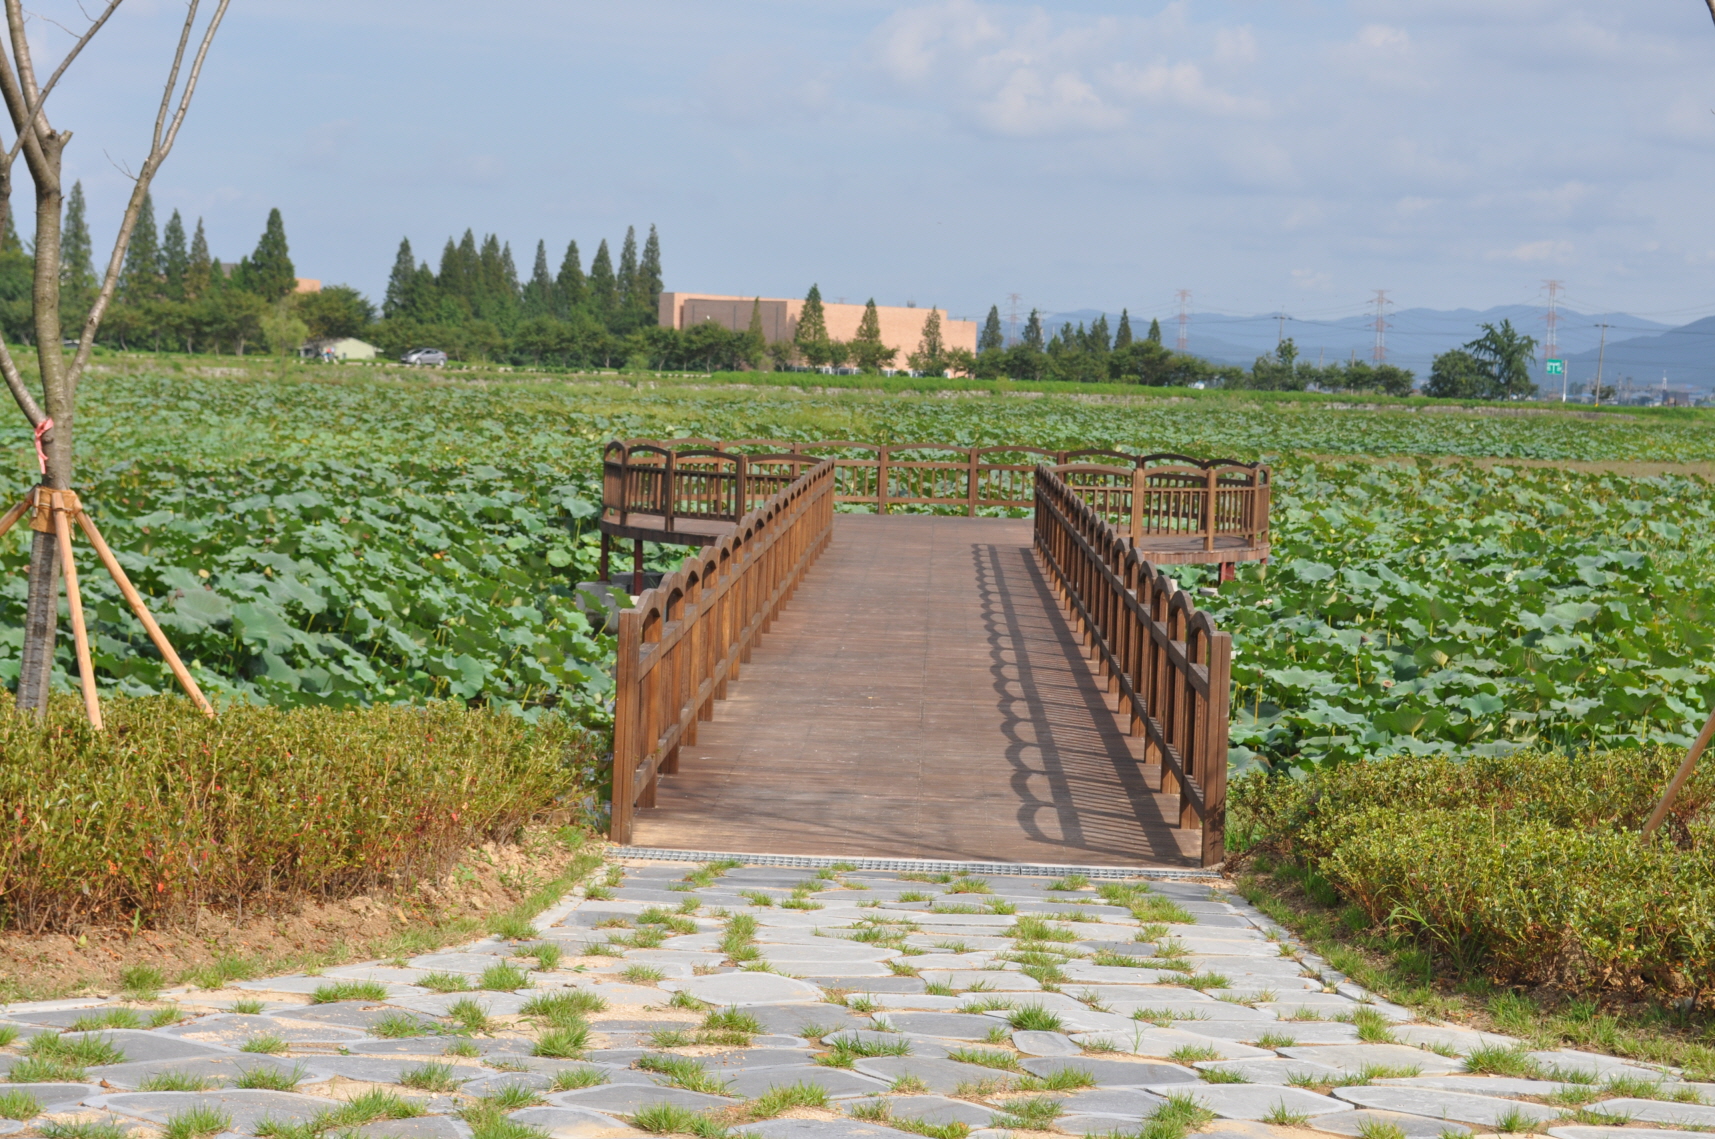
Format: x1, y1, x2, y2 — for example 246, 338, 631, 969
1546, 358, 1565, 376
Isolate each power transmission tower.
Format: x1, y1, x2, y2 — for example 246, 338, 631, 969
1175, 289, 1192, 352
1542, 280, 1562, 385
1370, 290, 1391, 364
1005, 293, 1023, 346
1276, 310, 1286, 346
1592, 321, 1607, 406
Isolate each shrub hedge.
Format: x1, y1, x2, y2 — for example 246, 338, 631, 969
1231, 746, 1715, 997
0, 694, 599, 933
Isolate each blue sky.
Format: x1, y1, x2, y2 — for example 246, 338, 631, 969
37, 1, 1715, 327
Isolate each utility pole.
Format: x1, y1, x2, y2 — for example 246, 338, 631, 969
1593, 322, 1607, 406
1371, 290, 1391, 364
1175, 290, 1192, 352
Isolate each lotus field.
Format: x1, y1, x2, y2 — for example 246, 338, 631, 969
0, 363, 1709, 766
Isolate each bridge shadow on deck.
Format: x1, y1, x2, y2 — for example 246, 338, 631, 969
629, 514, 1200, 866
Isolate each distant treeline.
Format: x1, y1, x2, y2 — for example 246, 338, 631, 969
24, 197, 1549, 399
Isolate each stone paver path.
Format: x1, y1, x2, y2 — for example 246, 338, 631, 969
0, 861, 1704, 1139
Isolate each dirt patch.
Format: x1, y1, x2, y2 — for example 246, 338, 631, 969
0, 826, 605, 1001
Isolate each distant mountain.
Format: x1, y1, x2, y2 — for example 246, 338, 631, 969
1036, 306, 1674, 387
1563, 315, 1715, 394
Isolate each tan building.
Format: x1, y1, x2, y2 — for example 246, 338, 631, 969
659, 292, 977, 365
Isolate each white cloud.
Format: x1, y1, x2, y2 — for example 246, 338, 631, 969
1488, 240, 1574, 262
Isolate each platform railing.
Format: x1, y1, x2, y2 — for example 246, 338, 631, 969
1034, 464, 1231, 866
609, 458, 837, 842
602, 439, 1269, 546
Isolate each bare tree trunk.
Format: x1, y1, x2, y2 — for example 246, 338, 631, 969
15, 531, 57, 709
1707, 0, 1715, 28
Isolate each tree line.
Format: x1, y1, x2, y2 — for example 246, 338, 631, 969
29, 199, 1545, 399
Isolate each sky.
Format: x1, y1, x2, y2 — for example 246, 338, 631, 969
30, 0, 1715, 329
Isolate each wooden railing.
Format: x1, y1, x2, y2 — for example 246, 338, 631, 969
603, 439, 1269, 553
1034, 464, 1232, 866
609, 458, 837, 842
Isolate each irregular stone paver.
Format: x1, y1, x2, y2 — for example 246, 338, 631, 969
1332, 1086, 1562, 1126
1548, 1130, 1704, 1139
0, 1082, 100, 1107
1312, 1109, 1473, 1138
0, 865, 1686, 1139
1277, 1044, 1464, 1075
1011, 1030, 1080, 1056
849, 1055, 1018, 1094
668, 974, 825, 1006
1154, 1085, 1355, 1120
720, 1065, 891, 1098
842, 1095, 994, 1125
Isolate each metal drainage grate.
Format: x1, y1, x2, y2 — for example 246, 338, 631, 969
607, 846, 1222, 880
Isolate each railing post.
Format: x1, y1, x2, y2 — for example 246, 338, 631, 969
1130, 467, 1143, 547
1202, 629, 1231, 867
611, 609, 642, 843
736, 454, 748, 519
967, 448, 979, 517
878, 446, 890, 516
663, 450, 677, 532
1203, 466, 1217, 552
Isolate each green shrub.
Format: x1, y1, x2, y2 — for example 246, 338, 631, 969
0, 694, 597, 932
1231, 747, 1715, 994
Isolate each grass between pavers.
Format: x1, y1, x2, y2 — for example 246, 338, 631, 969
1234, 864, 1715, 1080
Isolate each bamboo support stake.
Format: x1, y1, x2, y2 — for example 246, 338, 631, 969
74, 508, 214, 716
1642, 706, 1715, 838
51, 493, 103, 730
0, 495, 29, 540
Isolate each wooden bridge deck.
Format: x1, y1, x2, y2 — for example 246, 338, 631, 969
630, 514, 1201, 866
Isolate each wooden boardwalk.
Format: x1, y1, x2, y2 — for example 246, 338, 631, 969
630, 514, 1201, 866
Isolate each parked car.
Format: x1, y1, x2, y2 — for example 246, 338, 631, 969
401, 347, 447, 366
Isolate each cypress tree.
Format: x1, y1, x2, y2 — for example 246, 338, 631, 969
1147, 318, 1162, 344
979, 305, 1004, 352
588, 239, 616, 314
1022, 309, 1044, 351
438, 236, 464, 301
617, 225, 639, 309
60, 180, 95, 308
639, 224, 663, 320
238, 207, 295, 300
1115, 309, 1133, 349
852, 298, 887, 372
186, 217, 212, 299
523, 239, 555, 317
477, 234, 504, 306
745, 297, 766, 369
120, 192, 160, 300
161, 209, 189, 300
556, 239, 585, 314
910, 307, 946, 374
1090, 314, 1111, 354
383, 237, 418, 319
794, 283, 829, 363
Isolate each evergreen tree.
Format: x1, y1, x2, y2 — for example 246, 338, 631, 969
744, 297, 766, 369
120, 192, 160, 300
383, 237, 418, 319
1090, 314, 1111, 354
588, 239, 616, 315
909, 307, 945, 375
556, 239, 585, 314
523, 239, 555, 317
794, 283, 829, 364
161, 210, 189, 300
979, 305, 1004, 352
1147, 318, 1162, 344
617, 225, 639, 309
186, 218, 212, 299
851, 298, 894, 372
639, 224, 663, 320
477, 234, 504, 305
60, 180, 95, 311
0, 212, 18, 253
1022, 309, 1044, 351
237, 207, 295, 300
1115, 309, 1133, 350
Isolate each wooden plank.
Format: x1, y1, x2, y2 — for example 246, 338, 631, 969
630, 514, 1200, 866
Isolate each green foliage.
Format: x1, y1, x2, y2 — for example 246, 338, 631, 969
1006, 1005, 1065, 1032
400, 1062, 466, 1092
478, 963, 531, 992
119, 963, 167, 999
521, 989, 605, 1023
0, 695, 591, 932
235, 208, 297, 302
140, 1071, 216, 1092
1232, 747, 1715, 994
371, 1011, 429, 1038
533, 1023, 591, 1058
1425, 321, 1539, 400
240, 1034, 288, 1054
312, 980, 390, 1004
636, 1053, 730, 1094
163, 1106, 232, 1139
0, 1091, 41, 1120
420, 971, 474, 993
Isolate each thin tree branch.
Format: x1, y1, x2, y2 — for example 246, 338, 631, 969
0, 336, 44, 425
1708, 0, 1715, 29
6, 0, 124, 163
0, 26, 49, 176
69, 0, 228, 392
5, 1, 42, 106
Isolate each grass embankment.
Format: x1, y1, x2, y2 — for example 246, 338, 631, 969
1230, 747, 1715, 1076
0, 694, 599, 933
